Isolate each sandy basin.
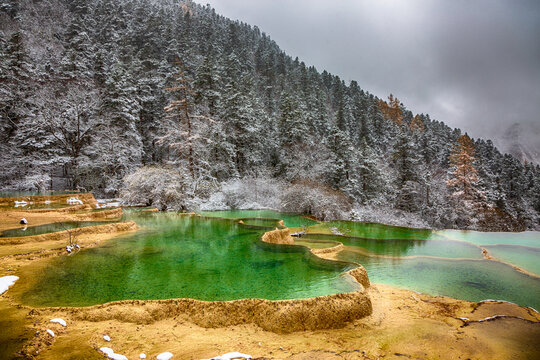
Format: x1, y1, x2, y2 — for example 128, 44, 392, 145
0, 197, 538, 359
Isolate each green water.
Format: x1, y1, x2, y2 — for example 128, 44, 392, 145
294, 239, 338, 249
19, 212, 358, 307
239, 218, 283, 228
1, 221, 114, 237
337, 251, 540, 309
437, 229, 540, 248
16, 209, 540, 309
300, 234, 482, 259
200, 209, 317, 228
484, 245, 540, 276
324, 220, 445, 240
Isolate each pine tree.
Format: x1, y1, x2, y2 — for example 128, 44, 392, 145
162, 60, 195, 178
447, 135, 485, 226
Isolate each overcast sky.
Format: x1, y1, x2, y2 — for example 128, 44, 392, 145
201, 0, 540, 144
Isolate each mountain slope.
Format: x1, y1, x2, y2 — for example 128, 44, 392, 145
0, 0, 538, 230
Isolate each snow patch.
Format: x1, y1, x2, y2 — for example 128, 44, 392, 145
45, 200, 51, 204
67, 197, 83, 205
202, 352, 252, 360
0, 275, 19, 295
139, 353, 147, 359
157, 352, 174, 360
50, 318, 67, 327
46, 329, 54, 337
102, 202, 120, 208
14, 200, 28, 207
103, 335, 111, 341
329, 227, 345, 236
99, 347, 127, 360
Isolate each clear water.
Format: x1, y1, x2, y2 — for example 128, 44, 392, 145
483, 245, 540, 276
239, 218, 283, 228
15, 210, 540, 309
436, 229, 540, 248
18, 212, 358, 307
322, 220, 446, 240
300, 234, 483, 259
337, 251, 540, 309
1, 221, 114, 237
200, 209, 317, 228
294, 239, 338, 249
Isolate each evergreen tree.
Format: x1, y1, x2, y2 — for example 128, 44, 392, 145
447, 135, 485, 227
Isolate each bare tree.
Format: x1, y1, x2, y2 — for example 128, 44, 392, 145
37, 85, 103, 189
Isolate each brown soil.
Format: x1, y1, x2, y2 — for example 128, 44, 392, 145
2, 284, 537, 360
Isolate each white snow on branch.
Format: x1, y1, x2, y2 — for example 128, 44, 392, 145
67, 197, 83, 205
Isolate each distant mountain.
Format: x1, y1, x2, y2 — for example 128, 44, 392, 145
496, 123, 540, 165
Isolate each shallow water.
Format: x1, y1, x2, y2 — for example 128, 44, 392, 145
15, 210, 540, 309
200, 209, 317, 228
301, 233, 483, 259
322, 220, 446, 240
337, 251, 540, 309
1, 221, 114, 237
239, 218, 283, 228
483, 245, 540, 276
19, 212, 357, 307
436, 229, 540, 248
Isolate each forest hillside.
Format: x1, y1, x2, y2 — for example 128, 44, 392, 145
1, 0, 538, 230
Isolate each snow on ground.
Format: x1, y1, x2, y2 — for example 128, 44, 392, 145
104, 335, 111, 341
14, 200, 28, 207
97, 200, 120, 208
99, 347, 128, 360
67, 197, 84, 205
202, 352, 252, 360
139, 354, 146, 359
46, 329, 54, 337
156, 352, 174, 360
50, 318, 67, 327
0, 275, 19, 295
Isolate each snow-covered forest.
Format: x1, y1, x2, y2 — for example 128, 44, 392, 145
1, 0, 539, 230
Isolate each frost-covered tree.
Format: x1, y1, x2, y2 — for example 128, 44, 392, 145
121, 165, 187, 210
35, 86, 102, 189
